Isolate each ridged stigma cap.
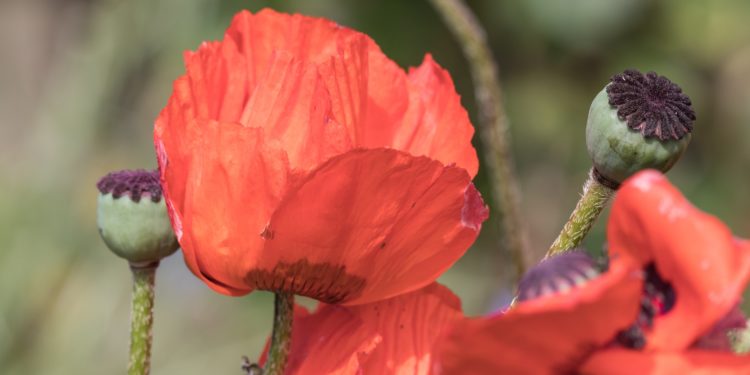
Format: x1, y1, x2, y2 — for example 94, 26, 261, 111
96, 169, 179, 264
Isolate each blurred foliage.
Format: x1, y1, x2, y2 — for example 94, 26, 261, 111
1, 0, 750, 373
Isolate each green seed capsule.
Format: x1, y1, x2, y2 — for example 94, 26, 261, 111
585, 70, 695, 186
96, 170, 178, 264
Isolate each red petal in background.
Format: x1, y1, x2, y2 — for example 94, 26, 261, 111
580, 348, 750, 375
433, 261, 643, 375
273, 283, 462, 375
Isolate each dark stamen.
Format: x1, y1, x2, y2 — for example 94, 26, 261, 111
616, 325, 646, 349
97, 169, 162, 203
643, 263, 676, 313
614, 262, 676, 349
606, 69, 695, 141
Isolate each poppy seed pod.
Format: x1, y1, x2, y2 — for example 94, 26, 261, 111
586, 70, 695, 186
96, 169, 179, 264
517, 250, 600, 302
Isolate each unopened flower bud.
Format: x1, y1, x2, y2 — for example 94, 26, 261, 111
96, 169, 178, 264
586, 70, 695, 186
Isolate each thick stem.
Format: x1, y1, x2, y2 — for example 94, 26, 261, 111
264, 292, 295, 375
429, 0, 531, 277
128, 262, 158, 375
547, 169, 616, 257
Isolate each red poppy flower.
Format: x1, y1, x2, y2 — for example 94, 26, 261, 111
433, 170, 750, 374
582, 170, 750, 374
259, 283, 463, 374
153, 9, 487, 304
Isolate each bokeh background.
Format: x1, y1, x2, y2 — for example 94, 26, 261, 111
3, 0, 750, 373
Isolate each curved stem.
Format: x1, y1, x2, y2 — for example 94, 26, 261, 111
547, 168, 615, 257
264, 292, 295, 375
429, 0, 531, 277
128, 262, 158, 375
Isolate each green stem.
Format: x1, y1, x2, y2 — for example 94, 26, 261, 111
547, 168, 616, 257
429, 0, 531, 277
128, 262, 158, 375
264, 292, 295, 375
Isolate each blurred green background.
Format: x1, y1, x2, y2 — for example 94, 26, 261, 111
2, 0, 750, 373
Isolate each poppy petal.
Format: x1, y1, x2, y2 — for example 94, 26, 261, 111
163, 121, 290, 295
237, 49, 352, 170
271, 305, 381, 375
580, 349, 750, 375
278, 283, 462, 375
181, 39, 248, 122
254, 148, 487, 305
227, 8, 406, 166
316, 31, 410, 150
155, 76, 197, 221
355, 40, 411, 150
225, 9, 354, 88
393, 54, 479, 177
184, 9, 365, 170
155, 83, 215, 291
432, 261, 643, 375
609, 170, 750, 350
355, 283, 463, 374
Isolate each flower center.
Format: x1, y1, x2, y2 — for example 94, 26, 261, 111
606, 69, 695, 141
615, 263, 675, 349
96, 169, 163, 203
615, 262, 747, 351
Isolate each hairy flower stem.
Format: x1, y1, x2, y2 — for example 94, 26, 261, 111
264, 292, 295, 375
429, 0, 531, 277
547, 169, 616, 257
128, 262, 158, 375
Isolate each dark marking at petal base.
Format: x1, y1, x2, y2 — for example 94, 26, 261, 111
606, 69, 695, 141
96, 169, 162, 203
246, 259, 366, 304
